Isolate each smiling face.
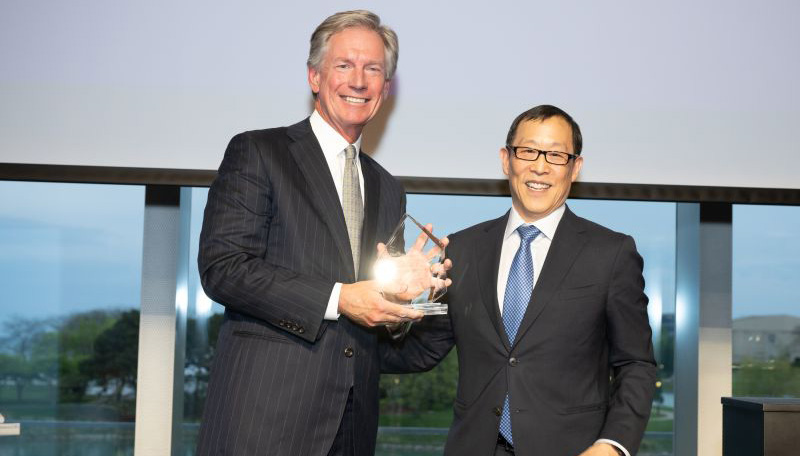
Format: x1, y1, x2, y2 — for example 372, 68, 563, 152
501, 116, 583, 223
308, 27, 390, 143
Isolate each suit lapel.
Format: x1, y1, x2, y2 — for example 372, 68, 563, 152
358, 154, 380, 281
514, 207, 588, 344
475, 212, 512, 351
287, 119, 355, 280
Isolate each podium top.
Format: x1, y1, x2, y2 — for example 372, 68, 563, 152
722, 397, 800, 412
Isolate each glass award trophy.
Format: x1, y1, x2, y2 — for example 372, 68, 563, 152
373, 213, 448, 315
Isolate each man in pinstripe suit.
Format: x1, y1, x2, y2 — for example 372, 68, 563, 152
196, 10, 424, 455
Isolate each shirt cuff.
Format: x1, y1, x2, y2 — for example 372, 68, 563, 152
595, 439, 629, 456
325, 282, 342, 320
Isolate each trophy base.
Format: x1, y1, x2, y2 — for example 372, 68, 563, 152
409, 302, 448, 315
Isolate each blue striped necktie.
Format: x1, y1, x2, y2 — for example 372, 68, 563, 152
498, 224, 541, 445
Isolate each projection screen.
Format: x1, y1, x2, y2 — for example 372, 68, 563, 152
1, 0, 798, 189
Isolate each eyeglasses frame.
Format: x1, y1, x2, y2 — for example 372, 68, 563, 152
504, 145, 579, 166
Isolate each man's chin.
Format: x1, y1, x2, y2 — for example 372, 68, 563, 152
519, 203, 555, 221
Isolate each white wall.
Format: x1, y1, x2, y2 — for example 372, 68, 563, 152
1, 0, 798, 188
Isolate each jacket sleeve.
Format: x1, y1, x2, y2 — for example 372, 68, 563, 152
380, 311, 456, 373
599, 235, 658, 453
198, 132, 333, 343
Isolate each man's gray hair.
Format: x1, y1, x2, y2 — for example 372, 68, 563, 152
307, 10, 399, 80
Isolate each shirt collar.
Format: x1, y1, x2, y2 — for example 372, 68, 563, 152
504, 204, 566, 242
310, 110, 363, 160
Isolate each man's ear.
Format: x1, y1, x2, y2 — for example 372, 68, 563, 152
308, 66, 321, 94
570, 155, 584, 182
382, 79, 391, 97
500, 147, 511, 177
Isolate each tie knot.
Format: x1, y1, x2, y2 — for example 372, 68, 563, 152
517, 225, 541, 244
344, 145, 357, 160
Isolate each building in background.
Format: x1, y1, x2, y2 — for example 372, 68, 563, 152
732, 315, 800, 363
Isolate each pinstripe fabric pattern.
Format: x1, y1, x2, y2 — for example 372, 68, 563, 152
342, 145, 363, 275
196, 119, 406, 456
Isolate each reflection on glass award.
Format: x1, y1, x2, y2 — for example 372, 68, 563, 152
373, 213, 448, 315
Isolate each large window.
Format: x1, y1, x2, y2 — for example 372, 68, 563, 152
732, 204, 800, 398
0, 181, 145, 455
179, 188, 225, 451
13, 178, 778, 455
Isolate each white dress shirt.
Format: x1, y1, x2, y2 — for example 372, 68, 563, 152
309, 110, 364, 321
497, 205, 564, 313
496, 204, 629, 456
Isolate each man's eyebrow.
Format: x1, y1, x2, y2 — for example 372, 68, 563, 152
332, 57, 383, 67
517, 139, 568, 149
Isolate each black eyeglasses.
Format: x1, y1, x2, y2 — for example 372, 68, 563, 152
505, 145, 578, 166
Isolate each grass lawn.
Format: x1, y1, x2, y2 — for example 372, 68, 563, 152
646, 406, 673, 432
0, 384, 53, 402
379, 409, 452, 428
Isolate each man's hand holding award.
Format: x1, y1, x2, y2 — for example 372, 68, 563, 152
375, 214, 451, 316
337, 214, 450, 329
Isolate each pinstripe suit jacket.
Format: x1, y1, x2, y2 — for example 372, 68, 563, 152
196, 118, 406, 456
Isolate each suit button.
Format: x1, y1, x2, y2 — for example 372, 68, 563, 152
278, 320, 286, 327
493, 407, 502, 416
292, 325, 299, 331
509, 357, 518, 367
298, 327, 305, 334
344, 347, 354, 358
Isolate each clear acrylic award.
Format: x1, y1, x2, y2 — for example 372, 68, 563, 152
373, 214, 448, 315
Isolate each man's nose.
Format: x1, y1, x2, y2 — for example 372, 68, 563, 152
529, 154, 549, 174
349, 69, 367, 90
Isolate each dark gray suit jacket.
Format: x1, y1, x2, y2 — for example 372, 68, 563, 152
196, 119, 405, 455
382, 207, 657, 456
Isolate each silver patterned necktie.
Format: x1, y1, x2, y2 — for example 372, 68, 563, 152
342, 145, 363, 276
498, 224, 541, 446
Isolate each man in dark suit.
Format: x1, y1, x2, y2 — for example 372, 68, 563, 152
196, 10, 426, 456
382, 105, 657, 456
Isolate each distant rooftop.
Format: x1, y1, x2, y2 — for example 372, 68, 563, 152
733, 315, 800, 332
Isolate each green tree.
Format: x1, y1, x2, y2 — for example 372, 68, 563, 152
80, 310, 140, 403
380, 348, 458, 424
57, 310, 119, 402
0, 352, 31, 401
29, 330, 59, 401
0, 317, 53, 401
